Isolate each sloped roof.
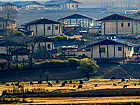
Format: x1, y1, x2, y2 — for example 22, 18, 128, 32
89, 39, 128, 46
58, 13, 93, 21
1, 2, 17, 6
25, 1, 42, 6
97, 14, 136, 21
45, 0, 81, 6
11, 1, 31, 7
23, 18, 61, 26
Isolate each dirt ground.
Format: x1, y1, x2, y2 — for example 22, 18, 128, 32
24, 96, 140, 104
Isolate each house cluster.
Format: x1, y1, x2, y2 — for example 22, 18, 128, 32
1, 2, 140, 62
0, 0, 81, 11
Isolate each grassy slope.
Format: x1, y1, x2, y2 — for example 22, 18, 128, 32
0, 63, 140, 82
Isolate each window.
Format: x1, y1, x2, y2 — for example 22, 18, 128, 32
48, 44, 51, 49
99, 47, 105, 53
121, 23, 123, 27
130, 47, 132, 51
128, 23, 130, 27
118, 47, 122, 51
55, 26, 58, 30
48, 26, 51, 30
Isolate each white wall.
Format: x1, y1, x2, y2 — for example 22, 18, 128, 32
101, 20, 135, 35
82, 44, 134, 59
26, 24, 62, 36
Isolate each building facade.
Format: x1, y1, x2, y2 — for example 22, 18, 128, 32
83, 39, 134, 59
45, 0, 81, 10
58, 14, 93, 29
23, 18, 62, 36
98, 14, 140, 36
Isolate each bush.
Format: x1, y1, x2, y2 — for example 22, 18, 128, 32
49, 35, 77, 42
68, 58, 80, 67
34, 60, 50, 69
22, 63, 30, 70
9, 63, 16, 70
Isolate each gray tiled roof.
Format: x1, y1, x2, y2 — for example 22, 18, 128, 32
23, 18, 61, 26
45, 0, 81, 6
58, 13, 93, 21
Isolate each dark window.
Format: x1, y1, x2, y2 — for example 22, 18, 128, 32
121, 23, 123, 27
48, 44, 51, 49
99, 47, 105, 53
118, 47, 122, 51
130, 47, 132, 51
128, 23, 130, 27
86, 49, 90, 51
72, 5, 74, 7
48, 26, 51, 30
55, 26, 58, 30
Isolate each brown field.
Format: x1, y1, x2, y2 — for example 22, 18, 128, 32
1, 79, 140, 104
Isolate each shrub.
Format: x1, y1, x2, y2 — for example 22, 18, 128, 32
68, 58, 80, 67
9, 63, 16, 70
22, 63, 30, 70
49, 34, 77, 42
34, 60, 50, 69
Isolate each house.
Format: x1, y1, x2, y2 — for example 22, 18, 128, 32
21, 1, 44, 10
0, 35, 56, 61
0, 2, 17, 31
0, 40, 29, 62
45, 0, 81, 10
1, 2, 17, 10
97, 13, 140, 36
23, 18, 62, 37
58, 13, 93, 35
80, 39, 134, 59
10, 1, 44, 11
0, 17, 17, 31
33, 36, 55, 59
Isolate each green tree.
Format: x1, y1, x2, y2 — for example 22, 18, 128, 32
78, 58, 99, 80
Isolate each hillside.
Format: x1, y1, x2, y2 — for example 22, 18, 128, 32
0, 63, 140, 82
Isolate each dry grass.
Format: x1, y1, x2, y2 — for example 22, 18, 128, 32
1, 79, 140, 104
1, 79, 140, 95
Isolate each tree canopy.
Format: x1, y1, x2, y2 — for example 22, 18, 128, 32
78, 58, 99, 80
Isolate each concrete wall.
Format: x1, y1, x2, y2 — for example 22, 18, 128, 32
26, 24, 62, 36
0, 46, 7, 54
12, 55, 29, 61
61, 3, 78, 9
79, 44, 134, 59
101, 20, 139, 35
0, 21, 16, 30
34, 42, 54, 52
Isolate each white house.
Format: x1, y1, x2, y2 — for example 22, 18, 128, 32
58, 13, 93, 29
45, 0, 81, 10
97, 13, 140, 36
82, 39, 134, 59
23, 18, 62, 37
75, 39, 134, 59
22, 1, 44, 10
